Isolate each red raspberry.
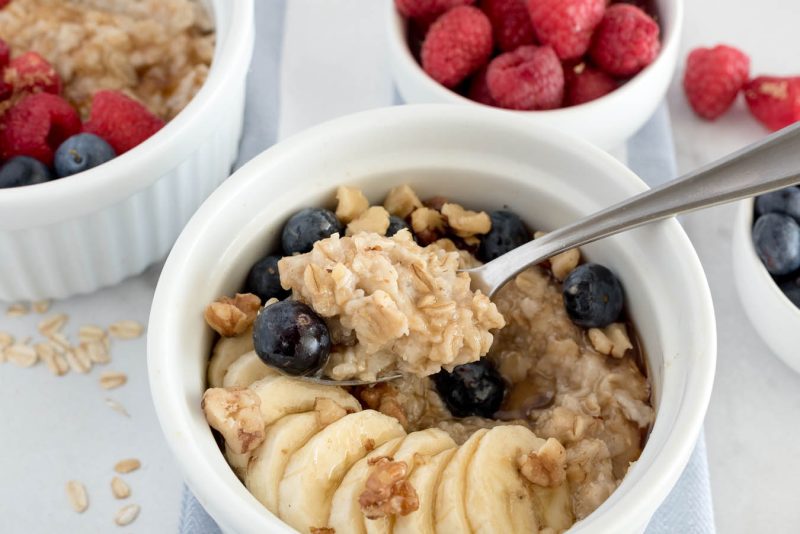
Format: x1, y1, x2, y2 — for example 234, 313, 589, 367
486, 44, 564, 110
482, 0, 535, 52
744, 76, 800, 132
683, 45, 749, 120
564, 63, 618, 106
83, 90, 165, 154
396, 0, 474, 20
0, 39, 9, 71
527, 0, 605, 60
5, 51, 62, 95
467, 66, 496, 105
421, 6, 493, 88
0, 93, 80, 165
589, 4, 660, 77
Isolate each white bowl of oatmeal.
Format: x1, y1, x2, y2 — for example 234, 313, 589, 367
148, 105, 716, 533
0, 0, 254, 300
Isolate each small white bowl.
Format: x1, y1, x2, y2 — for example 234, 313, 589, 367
385, 0, 683, 150
732, 198, 800, 372
0, 0, 254, 301
148, 105, 715, 534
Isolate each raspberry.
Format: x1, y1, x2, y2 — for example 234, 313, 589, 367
486, 44, 564, 110
527, 0, 605, 60
5, 51, 62, 95
467, 66, 496, 105
396, 0, 474, 20
421, 6, 493, 88
482, 0, 535, 52
0, 39, 9, 71
683, 45, 750, 120
590, 4, 660, 77
83, 90, 165, 154
0, 93, 80, 166
744, 76, 800, 132
564, 63, 617, 106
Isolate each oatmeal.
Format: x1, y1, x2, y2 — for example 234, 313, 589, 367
0, 0, 214, 120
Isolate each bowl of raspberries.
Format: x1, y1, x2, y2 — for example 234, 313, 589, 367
386, 0, 682, 150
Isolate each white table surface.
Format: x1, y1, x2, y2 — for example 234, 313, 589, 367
2, 1, 800, 532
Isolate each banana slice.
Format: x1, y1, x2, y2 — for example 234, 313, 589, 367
207, 328, 254, 387
278, 410, 406, 533
222, 350, 277, 388
328, 437, 405, 534
434, 428, 488, 533
225, 444, 250, 480
464, 425, 547, 534
249, 375, 361, 425
364, 428, 456, 534
394, 448, 456, 534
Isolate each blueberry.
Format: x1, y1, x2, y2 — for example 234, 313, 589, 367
755, 187, 800, 222
477, 210, 530, 262
386, 215, 411, 237
245, 254, 290, 302
780, 278, 800, 309
562, 263, 624, 328
53, 133, 116, 178
0, 156, 53, 188
281, 208, 344, 255
253, 300, 331, 376
752, 213, 800, 276
432, 360, 506, 418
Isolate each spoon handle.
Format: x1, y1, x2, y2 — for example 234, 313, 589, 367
471, 121, 800, 296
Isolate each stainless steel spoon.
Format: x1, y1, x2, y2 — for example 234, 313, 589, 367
295, 121, 800, 387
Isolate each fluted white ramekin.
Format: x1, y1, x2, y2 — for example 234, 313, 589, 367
0, 0, 254, 301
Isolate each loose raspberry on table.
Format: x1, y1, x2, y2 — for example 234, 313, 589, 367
564, 63, 618, 106
527, 0, 605, 60
482, 0, 535, 52
589, 4, 660, 77
486, 44, 564, 110
4, 51, 62, 95
396, 0, 474, 20
467, 66, 496, 105
0, 93, 80, 166
683, 45, 750, 120
83, 90, 165, 154
744, 76, 800, 132
421, 6, 493, 88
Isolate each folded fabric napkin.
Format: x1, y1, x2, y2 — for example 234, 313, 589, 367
179, 1, 715, 532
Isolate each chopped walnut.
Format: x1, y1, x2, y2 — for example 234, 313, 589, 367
347, 206, 391, 236
441, 203, 491, 237
314, 397, 349, 426
358, 457, 420, 519
410, 207, 445, 244
201, 387, 265, 454
384, 185, 423, 218
336, 186, 370, 223
550, 248, 581, 281
518, 438, 567, 487
310, 528, 335, 534
204, 293, 261, 337
357, 383, 409, 429
588, 323, 633, 358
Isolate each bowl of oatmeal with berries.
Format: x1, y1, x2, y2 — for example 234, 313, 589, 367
148, 105, 715, 534
0, 0, 254, 300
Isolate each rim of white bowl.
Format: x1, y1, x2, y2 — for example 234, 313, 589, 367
148, 104, 715, 534
384, 0, 683, 116
0, 0, 255, 229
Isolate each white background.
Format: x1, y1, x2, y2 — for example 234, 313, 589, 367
1, 0, 799, 532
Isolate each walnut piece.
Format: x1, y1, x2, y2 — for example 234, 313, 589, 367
384, 185, 423, 218
357, 383, 409, 429
518, 437, 567, 487
310, 528, 335, 534
358, 457, 419, 519
201, 387, 265, 454
314, 397, 349, 426
347, 206, 390, 236
336, 186, 369, 223
588, 323, 633, 358
550, 248, 581, 281
440, 203, 491, 237
204, 293, 261, 337
410, 207, 445, 244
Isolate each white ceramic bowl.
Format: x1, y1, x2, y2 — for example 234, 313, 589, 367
732, 198, 800, 372
148, 105, 715, 534
385, 0, 683, 150
0, 0, 254, 302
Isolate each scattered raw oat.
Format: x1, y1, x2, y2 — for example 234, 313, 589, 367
114, 459, 141, 474
6, 302, 28, 317
79, 324, 107, 344
48, 332, 72, 351
114, 504, 140, 526
65, 348, 91, 374
111, 477, 131, 499
44, 352, 70, 376
109, 320, 144, 340
38, 313, 69, 337
100, 371, 128, 390
0, 332, 13, 349
105, 398, 130, 418
85, 341, 111, 364
66, 480, 89, 513
32, 299, 52, 314
7, 344, 37, 367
